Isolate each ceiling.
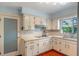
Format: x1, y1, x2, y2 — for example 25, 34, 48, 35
0, 2, 77, 14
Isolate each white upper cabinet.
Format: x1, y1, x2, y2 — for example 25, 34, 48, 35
23, 15, 30, 30
51, 19, 59, 30
41, 17, 46, 26
23, 15, 47, 30
23, 15, 35, 30
46, 19, 52, 30
29, 16, 35, 30
35, 17, 41, 25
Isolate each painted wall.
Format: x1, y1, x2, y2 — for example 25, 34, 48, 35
50, 5, 77, 30
0, 7, 19, 15
50, 6, 77, 19
22, 7, 49, 17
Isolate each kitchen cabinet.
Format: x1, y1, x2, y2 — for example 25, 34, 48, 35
32, 40, 39, 56
51, 19, 59, 30
39, 39, 45, 54
29, 16, 35, 30
35, 17, 41, 25
52, 38, 59, 51
41, 17, 47, 26
23, 15, 30, 30
39, 37, 52, 54
25, 40, 39, 56
52, 37, 77, 56
25, 44, 34, 56
23, 15, 35, 30
23, 15, 48, 30
44, 38, 51, 51
46, 19, 52, 30
49, 38, 53, 50
64, 40, 77, 56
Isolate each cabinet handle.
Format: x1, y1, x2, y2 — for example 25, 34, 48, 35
0, 35, 1, 38
25, 46, 27, 48
59, 42, 61, 44
0, 19, 1, 21
37, 44, 39, 46
55, 41, 57, 44
0, 52, 1, 55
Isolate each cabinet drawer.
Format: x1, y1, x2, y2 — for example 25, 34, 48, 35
25, 41, 34, 45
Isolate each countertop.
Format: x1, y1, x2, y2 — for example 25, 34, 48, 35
20, 33, 77, 42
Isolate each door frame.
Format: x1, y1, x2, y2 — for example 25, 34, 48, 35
0, 15, 20, 56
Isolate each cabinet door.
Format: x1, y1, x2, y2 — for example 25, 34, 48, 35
41, 17, 46, 26
52, 19, 58, 30
58, 39, 65, 53
35, 17, 41, 25
32, 41, 39, 56
46, 19, 52, 30
65, 41, 77, 56
44, 39, 50, 51
52, 38, 64, 52
49, 39, 53, 50
52, 38, 59, 51
29, 16, 35, 30
23, 15, 30, 30
39, 40, 44, 54
25, 44, 34, 56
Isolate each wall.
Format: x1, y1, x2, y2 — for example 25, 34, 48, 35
22, 7, 49, 17
0, 7, 19, 15
50, 5, 77, 30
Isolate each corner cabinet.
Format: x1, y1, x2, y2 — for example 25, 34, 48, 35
0, 15, 19, 56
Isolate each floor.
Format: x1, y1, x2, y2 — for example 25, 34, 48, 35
38, 50, 65, 56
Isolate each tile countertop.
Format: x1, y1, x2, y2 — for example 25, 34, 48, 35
20, 33, 77, 42
20, 34, 63, 42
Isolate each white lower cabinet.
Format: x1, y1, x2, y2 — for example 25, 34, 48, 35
64, 40, 77, 56
52, 38, 59, 51
52, 37, 77, 56
39, 40, 45, 54
32, 41, 39, 56
39, 38, 52, 54
25, 44, 34, 56
22, 37, 77, 56
44, 38, 52, 51
25, 40, 39, 56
